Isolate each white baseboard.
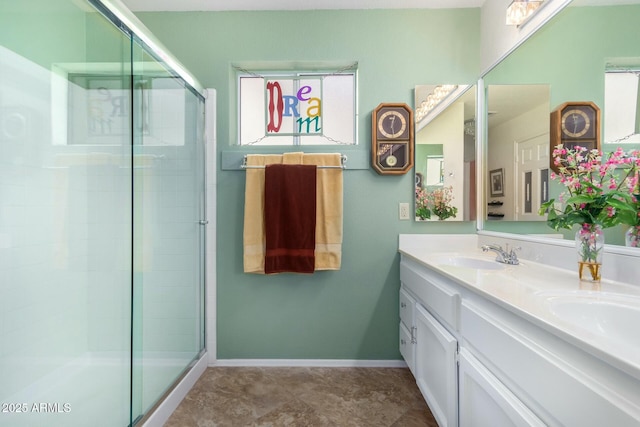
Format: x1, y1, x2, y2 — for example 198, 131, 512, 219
142, 352, 208, 427
212, 359, 408, 368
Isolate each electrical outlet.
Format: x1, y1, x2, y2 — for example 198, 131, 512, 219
399, 203, 410, 220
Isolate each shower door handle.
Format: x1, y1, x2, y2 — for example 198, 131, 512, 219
199, 220, 209, 225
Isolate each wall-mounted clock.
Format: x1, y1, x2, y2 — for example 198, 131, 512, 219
372, 103, 414, 175
550, 101, 600, 173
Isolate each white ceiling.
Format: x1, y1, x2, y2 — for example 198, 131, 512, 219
119, 0, 640, 12
120, 0, 485, 12
576, 0, 640, 4
487, 85, 550, 128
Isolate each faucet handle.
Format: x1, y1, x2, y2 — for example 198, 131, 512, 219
482, 243, 502, 251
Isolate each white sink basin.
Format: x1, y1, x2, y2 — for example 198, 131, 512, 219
541, 292, 640, 346
432, 255, 505, 270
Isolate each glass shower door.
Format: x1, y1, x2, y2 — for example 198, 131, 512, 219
1, 1, 206, 425
0, 1, 133, 426
131, 39, 206, 422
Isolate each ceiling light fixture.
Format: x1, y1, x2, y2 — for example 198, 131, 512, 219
464, 119, 475, 137
506, 0, 544, 26
415, 84, 458, 123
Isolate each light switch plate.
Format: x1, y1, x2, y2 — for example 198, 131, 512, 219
399, 203, 410, 220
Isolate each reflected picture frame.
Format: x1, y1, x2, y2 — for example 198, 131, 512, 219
490, 168, 504, 197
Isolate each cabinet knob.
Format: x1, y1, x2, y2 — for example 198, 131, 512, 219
400, 339, 406, 345
401, 302, 406, 308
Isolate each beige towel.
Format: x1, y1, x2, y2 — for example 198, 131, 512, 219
304, 153, 343, 270
283, 152, 304, 164
243, 152, 343, 273
243, 154, 282, 273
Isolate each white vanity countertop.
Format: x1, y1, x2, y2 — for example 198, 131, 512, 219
399, 246, 640, 381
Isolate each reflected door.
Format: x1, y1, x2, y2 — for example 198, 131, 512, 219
515, 134, 549, 221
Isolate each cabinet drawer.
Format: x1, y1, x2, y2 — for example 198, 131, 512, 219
399, 322, 415, 375
399, 286, 415, 329
462, 300, 640, 426
400, 259, 460, 330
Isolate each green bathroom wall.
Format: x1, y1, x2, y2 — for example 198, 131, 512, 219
135, 9, 480, 359
0, 2, 87, 67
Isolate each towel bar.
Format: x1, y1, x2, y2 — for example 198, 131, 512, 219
241, 154, 347, 169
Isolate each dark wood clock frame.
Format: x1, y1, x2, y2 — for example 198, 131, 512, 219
550, 101, 601, 173
371, 103, 414, 175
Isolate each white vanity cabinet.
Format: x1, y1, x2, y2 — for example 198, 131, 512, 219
400, 258, 460, 427
461, 298, 640, 427
399, 253, 640, 427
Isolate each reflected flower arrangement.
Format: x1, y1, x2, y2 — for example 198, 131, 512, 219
416, 185, 458, 221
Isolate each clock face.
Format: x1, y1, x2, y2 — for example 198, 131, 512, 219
561, 108, 591, 138
378, 110, 408, 139
560, 105, 597, 140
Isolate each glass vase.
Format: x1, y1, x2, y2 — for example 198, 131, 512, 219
575, 224, 604, 282
625, 225, 640, 248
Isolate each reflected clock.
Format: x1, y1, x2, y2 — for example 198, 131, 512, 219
372, 103, 414, 175
550, 101, 600, 173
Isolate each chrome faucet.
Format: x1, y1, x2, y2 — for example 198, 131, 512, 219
481, 244, 520, 265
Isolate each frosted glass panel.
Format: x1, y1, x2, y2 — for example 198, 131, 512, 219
0, 2, 132, 426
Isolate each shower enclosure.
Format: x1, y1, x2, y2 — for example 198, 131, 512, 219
0, 0, 206, 425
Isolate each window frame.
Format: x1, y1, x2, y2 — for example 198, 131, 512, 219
236, 68, 358, 147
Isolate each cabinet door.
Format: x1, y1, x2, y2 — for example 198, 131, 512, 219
399, 286, 416, 329
399, 286, 416, 374
415, 304, 458, 427
459, 348, 546, 427
400, 323, 415, 374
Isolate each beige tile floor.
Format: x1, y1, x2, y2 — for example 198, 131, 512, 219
164, 366, 438, 427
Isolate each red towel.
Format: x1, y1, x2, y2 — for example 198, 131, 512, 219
264, 164, 317, 274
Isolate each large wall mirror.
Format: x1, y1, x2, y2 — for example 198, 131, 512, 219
481, 0, 640, 246
414, 85, 476, 222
